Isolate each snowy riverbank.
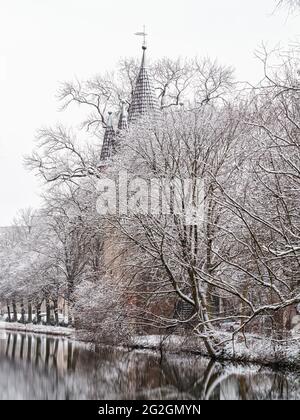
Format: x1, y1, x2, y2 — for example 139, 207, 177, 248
130, 333, 300, 369
74, 329, 300, 368
1, 322, 300, 369
127, 333, 300, 368
0, 321, 74, 337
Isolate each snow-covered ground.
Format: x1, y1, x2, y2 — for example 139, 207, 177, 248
0, 321, 74, 337
132, 333, 300, 368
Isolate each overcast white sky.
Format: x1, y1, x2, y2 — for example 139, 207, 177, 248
0, 0, 299, 226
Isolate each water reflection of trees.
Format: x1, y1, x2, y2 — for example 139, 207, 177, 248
2, 333, 76, 375
0, 332, 298, 400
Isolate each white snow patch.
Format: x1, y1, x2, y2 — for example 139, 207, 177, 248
0, 321, 74, 337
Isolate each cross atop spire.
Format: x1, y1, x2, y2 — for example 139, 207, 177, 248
135, 25, 148, 49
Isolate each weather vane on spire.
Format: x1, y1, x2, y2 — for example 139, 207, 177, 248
134, 25, 148, 48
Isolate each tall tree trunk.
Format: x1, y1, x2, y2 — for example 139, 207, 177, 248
53, 298, 59, 325
67, 278, 75, 326
27, 300, 32, 324
36, 302, 41, 324
20, 299, 25, 324
63, 297, 68, 325
12, 299, 17, 322
6, 301, 11, 322
45, 296, 51, 325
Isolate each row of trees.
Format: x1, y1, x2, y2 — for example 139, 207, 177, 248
0, 197, 101, 326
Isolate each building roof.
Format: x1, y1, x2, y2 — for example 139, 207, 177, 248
100, 43, 159, 165
128, 46, 159, 124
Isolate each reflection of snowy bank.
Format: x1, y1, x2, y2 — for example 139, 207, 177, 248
1, 331, 299, 400
0, 321, 74, 337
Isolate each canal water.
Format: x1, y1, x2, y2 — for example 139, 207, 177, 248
0, 330, 298, 400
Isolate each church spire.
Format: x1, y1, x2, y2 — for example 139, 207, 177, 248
128, 29, 159, 124
100, 112, 115, 162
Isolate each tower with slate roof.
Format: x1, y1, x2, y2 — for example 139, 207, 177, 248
100, 112, 115, 162
128, 43, 159, 124
99, 32, 159, 163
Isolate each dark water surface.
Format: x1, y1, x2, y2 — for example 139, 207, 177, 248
0, 330, 298, 400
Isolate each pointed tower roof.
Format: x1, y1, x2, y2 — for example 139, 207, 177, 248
117, 101, 128, 131
100, 112, 115, 162
128, 46, 159, 124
